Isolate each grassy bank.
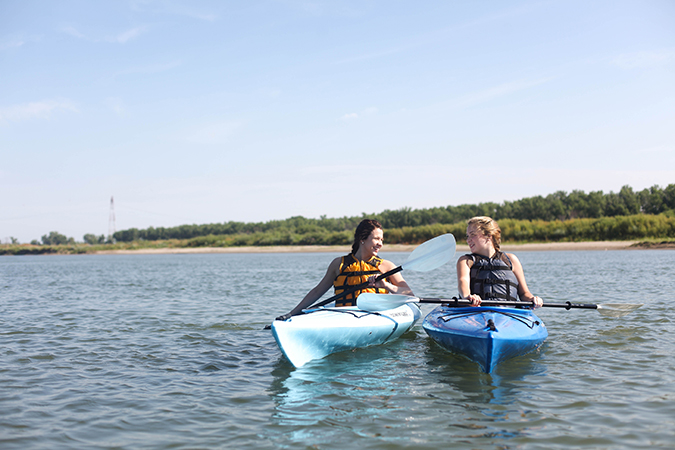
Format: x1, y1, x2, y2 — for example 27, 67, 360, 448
629, 239, 675, 249
0, 239, 188, 256
4, 215, 675, 256
5, 239, 674, 256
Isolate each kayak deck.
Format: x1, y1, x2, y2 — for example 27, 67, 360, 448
272, 303, 421, 368
423, 306, 547, 373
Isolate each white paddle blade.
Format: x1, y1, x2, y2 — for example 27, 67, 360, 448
356, 293, 419, 312
596, 303, 643, 318
401, 233, 456, 272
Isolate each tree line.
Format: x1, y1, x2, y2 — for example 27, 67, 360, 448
112, 184, 675, 243
29, 232, 108, 246
5, 213, 674, 256
177, 214, 675, 248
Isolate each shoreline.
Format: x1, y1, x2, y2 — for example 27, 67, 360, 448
94, 240, 645, 255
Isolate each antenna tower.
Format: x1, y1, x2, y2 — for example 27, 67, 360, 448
108, 196, 116, 242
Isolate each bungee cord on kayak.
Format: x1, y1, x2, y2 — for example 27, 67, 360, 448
438, 309, 542, 330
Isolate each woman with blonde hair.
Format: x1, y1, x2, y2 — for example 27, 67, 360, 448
457, 216, 543, 308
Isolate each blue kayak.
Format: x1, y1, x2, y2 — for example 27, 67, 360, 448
423, 306, 547, 373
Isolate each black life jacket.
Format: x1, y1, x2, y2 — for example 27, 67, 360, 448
468, 252, 520, 301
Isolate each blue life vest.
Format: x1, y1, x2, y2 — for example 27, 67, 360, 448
468, 252, 520, 301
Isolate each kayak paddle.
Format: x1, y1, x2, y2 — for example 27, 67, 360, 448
356, 293, 643, 318
309, 233, 456, 309
264, 233, 456, 329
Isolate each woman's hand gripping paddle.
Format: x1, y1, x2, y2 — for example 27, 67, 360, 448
265, 233, 457, 328
308, 233, 456, 310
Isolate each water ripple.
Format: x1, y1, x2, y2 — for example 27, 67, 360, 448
1, 251, 674, 449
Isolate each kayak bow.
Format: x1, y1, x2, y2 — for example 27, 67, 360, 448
423, 305, 548, 373
272, 303, 421, 368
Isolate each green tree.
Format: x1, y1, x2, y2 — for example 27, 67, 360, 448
639, 185, 665, 214
662, 184, 675, 211
41, 231, 69, 245
542, 191, 566, 221
618, 185, 641, 215
585, 190, 605, 218
566, 190, 589, 218
83, 234, 105, 245
605, 191, 628, 216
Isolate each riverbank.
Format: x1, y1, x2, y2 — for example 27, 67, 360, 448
94, 240, 647, 255
5, 240, 675, 256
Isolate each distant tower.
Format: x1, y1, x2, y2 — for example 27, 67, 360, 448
108, 196, 116, 242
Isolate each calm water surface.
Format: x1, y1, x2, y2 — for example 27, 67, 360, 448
1, 250, 674, 449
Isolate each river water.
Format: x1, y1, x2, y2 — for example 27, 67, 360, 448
1, 250, 674, 449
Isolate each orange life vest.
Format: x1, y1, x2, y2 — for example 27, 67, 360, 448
333, 254, 388, 307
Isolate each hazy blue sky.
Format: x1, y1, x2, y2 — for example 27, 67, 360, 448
2, 0, 674, 243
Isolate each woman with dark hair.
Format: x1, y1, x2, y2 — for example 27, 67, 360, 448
458, 216, 543, 308
277, 219, 413, 319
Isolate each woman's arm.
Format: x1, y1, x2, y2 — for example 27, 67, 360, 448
457, 255, 481, 306
508, 253, 543, 307
371, 259, 413, 295
281, 257, 341, 318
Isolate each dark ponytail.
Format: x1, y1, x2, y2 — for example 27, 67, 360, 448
351, 219, 382, 254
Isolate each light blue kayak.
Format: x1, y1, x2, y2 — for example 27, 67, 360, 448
272, 303, 421, 368
423, 306, 548, 373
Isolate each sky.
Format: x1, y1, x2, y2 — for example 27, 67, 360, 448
1, 0, 674, 244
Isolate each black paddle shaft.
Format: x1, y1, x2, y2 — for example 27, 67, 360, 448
420, 297, 599, 310
263, 266, 402, 329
